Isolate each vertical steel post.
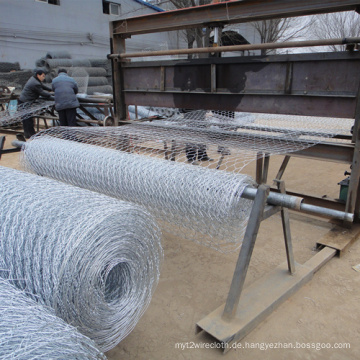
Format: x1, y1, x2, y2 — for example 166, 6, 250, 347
110, 22, 127, 125
256, 152, 263, 184
274, 155, 291, 183
346, 82, 360, 222
222, 185, 270, 321
276, 180, 296, 274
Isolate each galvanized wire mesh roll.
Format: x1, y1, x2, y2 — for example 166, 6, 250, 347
89, 59, 110, 68
0, 61, 20, 72
0, 70, 33, 89
46, 50, 72, 59
45, 58, 92, 69
22, 136, 255, 252
87, 77, 110, 86
53, 67, 107, 77
0, 166, 162, 352
35, 57, 47, 67
87, 85, 113, 95
0, 278, 106, 360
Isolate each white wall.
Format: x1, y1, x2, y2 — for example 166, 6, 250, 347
0, 0, 168, 69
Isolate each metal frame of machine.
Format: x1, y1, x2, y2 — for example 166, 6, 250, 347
109, 0, 360, 223
107, 0, 360, 351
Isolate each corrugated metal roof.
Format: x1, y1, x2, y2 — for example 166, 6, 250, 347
132, 0, 164, 12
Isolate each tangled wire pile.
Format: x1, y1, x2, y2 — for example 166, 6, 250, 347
0, 166, 162, 352
0, 278, 106, 360
22, 136, 254, 252
0, 100, 54, 127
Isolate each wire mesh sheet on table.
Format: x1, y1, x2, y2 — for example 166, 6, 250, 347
25, 109, 354, 172
0, 278, 106, 360
0, 166, 162, 352
0, 100, 54, 127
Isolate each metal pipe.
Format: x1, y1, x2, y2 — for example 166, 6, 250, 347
11, 140, 25, 149
109, 37, 360, 59
242, 186, 353, 222
243, 187, 303, 210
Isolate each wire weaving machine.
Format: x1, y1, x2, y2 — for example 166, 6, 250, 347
106, 0, 360, 351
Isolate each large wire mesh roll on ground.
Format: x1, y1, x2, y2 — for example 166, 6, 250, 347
0, 166, 163, 352
21, 136, 255, 252
0, 278, 106, 360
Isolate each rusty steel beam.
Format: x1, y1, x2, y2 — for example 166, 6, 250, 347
289, 143, 354, 164
119, 51, 360, 118
112, 0, 360, 37
110, 38, 360, 59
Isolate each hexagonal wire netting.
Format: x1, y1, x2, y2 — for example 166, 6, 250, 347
0, 278, 106, 360
0, 100, 54, 127
21, 110, 353, 252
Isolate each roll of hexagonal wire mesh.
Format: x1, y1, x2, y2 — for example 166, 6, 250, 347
88, 59, 112, 75
0, 278, 106, 360
35, 57, 47, 67
0, 100, 54, 127
21, 135, 255, 252
0, 61, 20, 72
34, 66, 48, 74
0, 70, 33, 89
0, 166, 162, 352
89, 58, 110, 68
87, 77, 110, 87
45, 50, 72, 59
87, 85, 113, 95
50, 67, 107, 79
49, 68, 89, 93
45, 58, 92, 69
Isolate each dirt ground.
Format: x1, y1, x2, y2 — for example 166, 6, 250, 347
1, 131, 359, 360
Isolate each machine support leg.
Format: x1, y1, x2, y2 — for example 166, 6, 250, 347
170, 140, 176, 161
256, 152, 263, 184
262, 153, 270, 184
222, 184, 270, 321
276, 180, 296, 274
164, 141, 169, 160
0, 136, 5, 160
256, 152, 270, 184
274, 155, 291, 183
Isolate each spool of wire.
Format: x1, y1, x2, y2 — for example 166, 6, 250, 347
0, 278, 106, 360
22, 136, 255, 252
0, 166, 163, 352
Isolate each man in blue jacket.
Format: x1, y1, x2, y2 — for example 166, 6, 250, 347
52, 69, 79, 126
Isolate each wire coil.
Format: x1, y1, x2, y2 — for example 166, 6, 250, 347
22, 136, 255, 252
0, 166, 163, 352
0, 278, 106, 360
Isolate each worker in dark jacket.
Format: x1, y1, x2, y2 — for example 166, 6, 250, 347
18, 69, 52, 138
52, 68, 80, 126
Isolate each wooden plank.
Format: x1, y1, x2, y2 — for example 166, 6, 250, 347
316, 223, 360, 256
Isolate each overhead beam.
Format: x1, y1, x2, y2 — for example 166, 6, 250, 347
112, 0, 360, 37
